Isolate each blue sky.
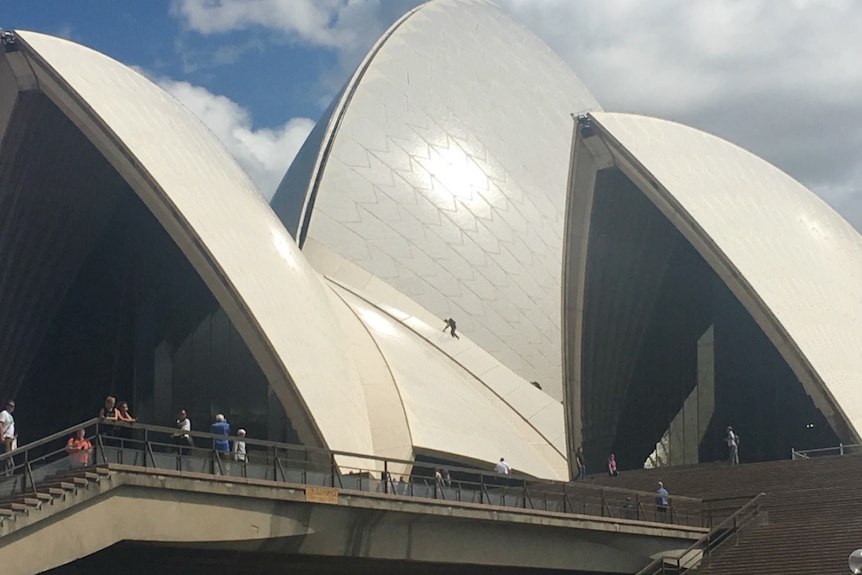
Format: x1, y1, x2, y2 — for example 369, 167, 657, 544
3, 0, 342, 123
4, 0, 862, 229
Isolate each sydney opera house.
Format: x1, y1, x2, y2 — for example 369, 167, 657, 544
1, 0, 861, 481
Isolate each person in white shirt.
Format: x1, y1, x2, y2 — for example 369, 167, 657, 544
726, 426, 740, 465
233, 428, 247, 463
0, 400, 17, 474
494, 457, 511, 475
0, 400, 16, 453
172, 409, 193, 455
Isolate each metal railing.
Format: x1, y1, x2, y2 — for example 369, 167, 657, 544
634, 492, 766, 575
0, 419, 706, 528
791, 443, 862, 459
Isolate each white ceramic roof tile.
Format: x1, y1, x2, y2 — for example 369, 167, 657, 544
276, 0, 601, 399
331, 282, 567, 479
593, 111, 862, 436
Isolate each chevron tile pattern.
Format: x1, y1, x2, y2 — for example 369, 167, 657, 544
303, 0, 600, 399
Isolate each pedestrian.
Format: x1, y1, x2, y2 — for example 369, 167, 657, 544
116, 401, 136, 423
172, 409, 194, 454
98, 396, 118, 421
622, 496, 637, 520
434, 468, 444, 486
726, 426, 740, 465
656, 481, 669, 520
211, 414, 231, 473
115, 401, 136, 444
494, 457, 511, 474
575, 446, 586, 480
443, 318, 460, 339
0, 400, 16, 455
98, 396, 119, 447
0, 400, 17, 474
65, 428, 92, 468
443, 469, 452, 487
233, 428, 247, 463
607, 453, 619, 477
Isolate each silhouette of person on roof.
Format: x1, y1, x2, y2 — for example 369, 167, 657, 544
443, 318, 460, 339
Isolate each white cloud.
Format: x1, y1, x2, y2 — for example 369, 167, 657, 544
499, 0, 862, 229
170, 0, 418, 80
166, 0, 862, 228
156, 78, 314, 199
171, 0, 397, 51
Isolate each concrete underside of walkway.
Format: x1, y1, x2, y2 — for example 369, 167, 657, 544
1, 466, 705, 574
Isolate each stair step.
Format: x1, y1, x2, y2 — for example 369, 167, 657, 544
0, 508, 14, 516
72, 477, 89, 486
39, 481, 76, 491
34, 492, 53, 501
48, 488, 67, 496
7, 503, 29, 511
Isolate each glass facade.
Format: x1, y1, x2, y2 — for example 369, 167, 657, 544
4, 93, 296, 445
581, 169, 838, 469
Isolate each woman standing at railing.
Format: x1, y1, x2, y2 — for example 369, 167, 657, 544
65, 428, 92, 468
98, 396, 118, 422
98, 396, 119, 446
114, 401, 136, 444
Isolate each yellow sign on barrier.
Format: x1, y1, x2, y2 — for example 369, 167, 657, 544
305, 486, 339, 505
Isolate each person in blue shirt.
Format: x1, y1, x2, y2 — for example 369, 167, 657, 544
211, 414, 231, 474
655, 481, 669, 520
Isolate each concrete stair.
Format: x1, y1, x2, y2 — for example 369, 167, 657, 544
0, 466, 112, 532
590, 454, 862, 574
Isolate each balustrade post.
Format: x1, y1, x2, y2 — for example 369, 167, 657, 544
330, 453, 336, 488
384, 460, 389, 494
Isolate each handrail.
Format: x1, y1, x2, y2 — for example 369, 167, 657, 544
634, 492, 766, 575
792, 442, 858, 459
0, 417, 100, 463
1, 418, 702, 504
0, 418, 706, 528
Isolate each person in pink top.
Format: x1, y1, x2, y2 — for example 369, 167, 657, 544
66, 429, 92, 468
607, 453, 619, 477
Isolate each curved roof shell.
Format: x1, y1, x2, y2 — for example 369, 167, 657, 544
565, 111, 862, 446
3, 29, 568, 479
272, 0, 601, 400
328, 279, 568, 479
10, 31, 377, 460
